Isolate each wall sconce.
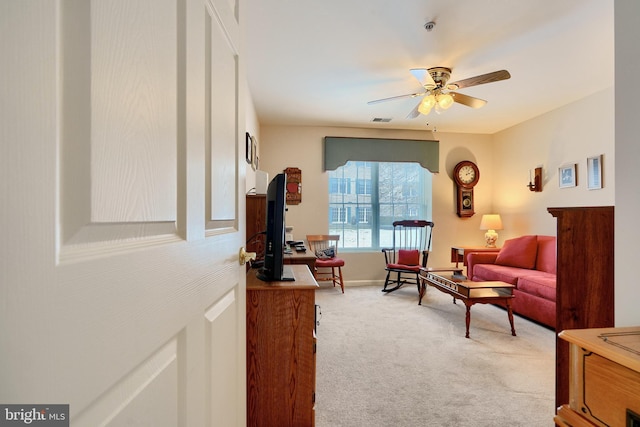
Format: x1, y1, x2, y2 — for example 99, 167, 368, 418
479, 214, 503, 248
528, 167, 542, 192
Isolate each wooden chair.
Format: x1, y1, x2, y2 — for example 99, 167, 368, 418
381, 220, 434, 294
306, 235, 345, 293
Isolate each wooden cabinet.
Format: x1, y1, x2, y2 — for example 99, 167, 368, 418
246, 264, 318, 427
554, 327, 640, 427
246, 194, 266, 263
548, 206, 615, 409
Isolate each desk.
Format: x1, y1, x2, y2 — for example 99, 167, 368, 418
284, 245, 316, 272
450, 246, 500, 268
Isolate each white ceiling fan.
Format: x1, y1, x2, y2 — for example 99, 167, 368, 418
368, 67, 511, 118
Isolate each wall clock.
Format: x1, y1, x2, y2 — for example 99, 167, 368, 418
453, 161, 480, 217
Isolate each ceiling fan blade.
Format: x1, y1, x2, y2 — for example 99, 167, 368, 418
451, 92, 487, 109
367, 92, 424, 105
410, 68, 437, 90
406, 101, 421, 119
447, 70, 511, 90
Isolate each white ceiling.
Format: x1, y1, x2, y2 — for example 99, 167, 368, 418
246, 0, 614, 134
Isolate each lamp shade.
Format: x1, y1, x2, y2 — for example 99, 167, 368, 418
436, 93, 454, 110
479, 214, 503, 231
418, 95, 436, 115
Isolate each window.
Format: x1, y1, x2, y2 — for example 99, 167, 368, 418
330, 207, 347, 224
357, 206, 371, 224
356, 178, 372, 195
328, 161, 432, 250
329, 177, 350, 194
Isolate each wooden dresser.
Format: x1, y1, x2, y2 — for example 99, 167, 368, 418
554, 327, 640, 427
246, 264, 318, 427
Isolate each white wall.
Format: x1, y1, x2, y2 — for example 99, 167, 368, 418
492, 88, 615, 238
244, 89, 260, 194
614, 1, 640, 326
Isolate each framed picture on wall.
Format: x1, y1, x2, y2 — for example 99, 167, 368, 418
251, 136, 258, 171
559, 164, 576, 188
587, 154, 603, 190
245, 132, 252, 164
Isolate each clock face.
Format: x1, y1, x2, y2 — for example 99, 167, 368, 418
454, 161, 479, 188
458, 165, 476, 185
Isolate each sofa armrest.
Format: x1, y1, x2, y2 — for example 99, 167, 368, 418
466, 252, 499, 280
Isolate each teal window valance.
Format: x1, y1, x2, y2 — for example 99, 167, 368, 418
323, 137, 439, 172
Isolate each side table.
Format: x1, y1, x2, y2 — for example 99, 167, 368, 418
450, 246, 501, 269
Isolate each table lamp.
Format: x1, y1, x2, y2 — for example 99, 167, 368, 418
480, 214, 503, 248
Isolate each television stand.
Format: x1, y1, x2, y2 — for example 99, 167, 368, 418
246, 264, 318, 425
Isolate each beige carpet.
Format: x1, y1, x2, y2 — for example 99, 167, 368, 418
314, 284, 555, 427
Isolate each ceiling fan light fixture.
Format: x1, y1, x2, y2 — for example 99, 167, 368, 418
368, 67, 510, 119
418, 95, 436, 115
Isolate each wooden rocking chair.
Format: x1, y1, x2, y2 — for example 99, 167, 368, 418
381, 220, 434, 294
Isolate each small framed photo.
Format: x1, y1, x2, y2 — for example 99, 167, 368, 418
587, 154, 603, 190
559, 164, 576, 188
245, 132, 252, 164
251, 136, 258, 171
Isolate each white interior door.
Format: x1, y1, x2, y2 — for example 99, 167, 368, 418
0, 0, 246, 425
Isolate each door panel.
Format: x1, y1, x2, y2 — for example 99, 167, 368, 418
205, 289, 240, 427
73, 339, 179, 426
0, 0, 245, 425
88, 0, 178, 223
206, 1, 239, 226
59, 0, 178, 249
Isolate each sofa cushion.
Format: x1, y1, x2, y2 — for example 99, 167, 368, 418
397, 249, 420, 266
535, 236, 557, 274
471, 264, 520, 285
495, 235, 538, 269
517, 273, 556, 302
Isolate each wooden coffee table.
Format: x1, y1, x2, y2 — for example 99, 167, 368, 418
419, 268, 516, 338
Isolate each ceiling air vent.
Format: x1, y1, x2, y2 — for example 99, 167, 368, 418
371, 117, 392, 123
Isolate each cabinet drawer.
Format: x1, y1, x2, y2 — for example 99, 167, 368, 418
571, 349, 640, 426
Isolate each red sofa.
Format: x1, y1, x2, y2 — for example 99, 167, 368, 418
466, 235, 556, 329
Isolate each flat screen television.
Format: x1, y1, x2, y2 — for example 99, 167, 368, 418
257, 173, 295, 282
